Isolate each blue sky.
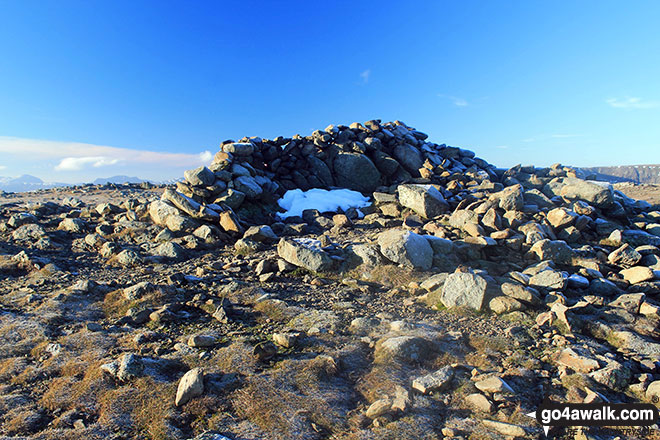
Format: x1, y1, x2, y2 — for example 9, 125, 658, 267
1, 1, 659, 182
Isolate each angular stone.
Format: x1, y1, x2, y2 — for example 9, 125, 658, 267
365, 398, 392, 419
620, 266, 654, 284
466, 393, 493, 413
375, 335, 435, 363
482, 420, 526, 437
222, 142, 254, 156
489, 184, 524, 211
232, 175, 262, 200
475, 376, 514, 394
277, 238, 334, 272
547, 207, 578, 228
58, 218, 86, 233
243, 225, 277, 242
333, 152, 381, 193
554, 348, 600, 373
117, 354, 143, 381
219, 210, 243, 234
608, 244, 642, 267
489, 296, 524, 314
397, 184, 448, 219
184, 166, 215, 186
441, 269, 490, 311
175, 368, 204, 406
123, 281, 155, 300
162, 189, 219, 222
530, 239, 574, 265
154, 242, 186, 260
412, 366, 454, 394
149, 200, 181, 226
377, 229, 433, 270
559, 178, 613, 208
449, 209, 479, 230
529, 269, 566, 290
393, 143, 423, 175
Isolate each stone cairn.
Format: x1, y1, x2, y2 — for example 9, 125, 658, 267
149, 120, 499, 233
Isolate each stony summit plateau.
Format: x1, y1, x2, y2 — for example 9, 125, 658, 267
1, 120, 660, 440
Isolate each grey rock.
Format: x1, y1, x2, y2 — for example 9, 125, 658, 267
277, 238, 334, 272
116, 249, 142, 266
608, 244, 642, 267
333, 152, 381, 193
397, 184, 448, 219
234, 175, 263, 199
441, 269, 490, 311
377, 229, 433, 270
392, 143, 423, 174
375, 335, 435, 363
12, 223, 47, 240
530, 239, 574, 265
184, 166, 216, 186
149, 200, 181, 226
117, 354, 143, 381
559, 178, 614, 208
123, 281, 155, 300
58, 218, 87, 233
175, 368, 204, 406
529, 268, 567, 290
412, 366, 454, 394
222, 142, 254, 156
155, 242, 187, 260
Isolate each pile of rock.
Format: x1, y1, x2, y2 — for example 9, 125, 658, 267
149, 120, 497, 232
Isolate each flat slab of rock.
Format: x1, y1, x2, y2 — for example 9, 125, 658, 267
412, 365, 454, 394
620, 266, 654, 284
277, 238, 334, 272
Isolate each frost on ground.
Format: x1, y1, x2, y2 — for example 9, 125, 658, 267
277, 188, 370, 219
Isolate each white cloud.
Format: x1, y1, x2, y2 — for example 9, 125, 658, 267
360, 69, 371, 84
0, 137, 213, 172
606, 97, 659, 110
438, 94, 468, 107
0, 165, 6, 170
55, 156, 120, 171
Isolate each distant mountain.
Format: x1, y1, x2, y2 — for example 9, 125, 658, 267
582, 165, 660, 184
92, 175, 145, 185
0, 175, 71, 193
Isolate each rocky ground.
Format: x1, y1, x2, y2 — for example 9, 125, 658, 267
2, 121, 660, 440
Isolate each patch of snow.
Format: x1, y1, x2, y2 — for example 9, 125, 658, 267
277, 188, 370, 219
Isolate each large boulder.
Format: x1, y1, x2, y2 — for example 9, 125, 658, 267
440, 269, 491, 311
277, 238, 334, 272
333, 153, 381, 193
377, 229, 433, 270
559, 178, 614, 208
397, 184, 448, 219
392, 144, 423, 175
307, 156, 334, 187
